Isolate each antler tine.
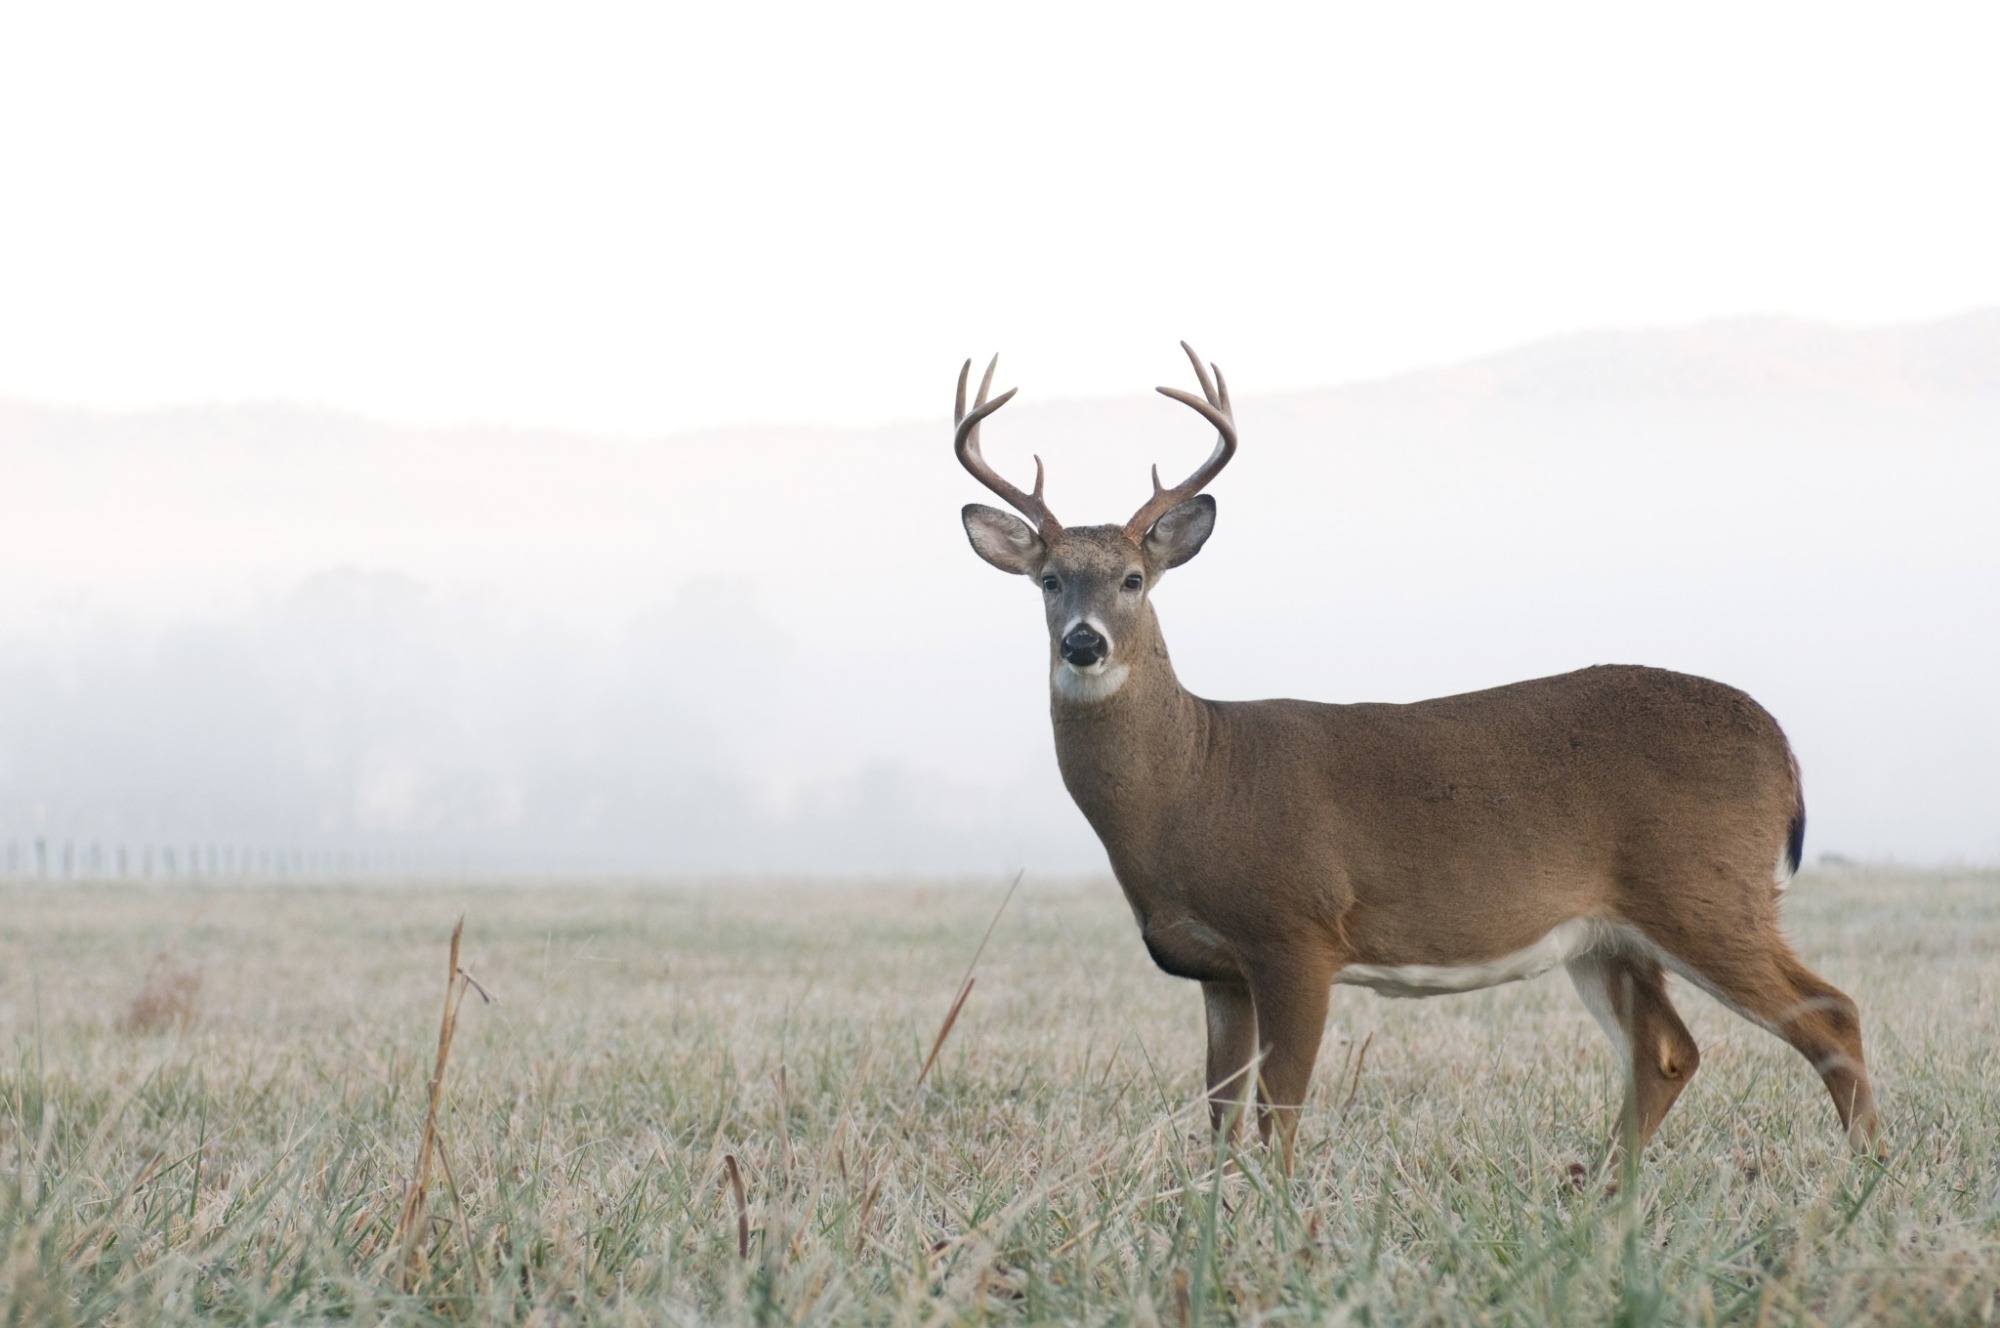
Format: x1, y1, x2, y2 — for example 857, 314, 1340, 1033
1125, 343, 1238, 538
953, 354, 1059, 533
1180, 339, 1218, 409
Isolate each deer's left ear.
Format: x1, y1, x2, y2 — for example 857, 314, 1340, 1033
1144, 494, 1216, 570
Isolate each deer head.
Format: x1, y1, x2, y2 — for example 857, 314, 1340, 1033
957, 343, 1237, 702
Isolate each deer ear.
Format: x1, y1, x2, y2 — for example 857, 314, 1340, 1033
962, 504, 1045, 575
1143, 494, 1215, 570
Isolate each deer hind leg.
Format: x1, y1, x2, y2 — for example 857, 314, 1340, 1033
1567, 951, 1701, 1157
1202, 981, 1258, 1139
1660, 935, 1879, 1153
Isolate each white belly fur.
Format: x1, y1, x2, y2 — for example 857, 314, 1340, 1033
1337, 917, 1618, 998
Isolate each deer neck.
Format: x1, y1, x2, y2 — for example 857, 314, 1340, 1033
1048, 606, 1207, 842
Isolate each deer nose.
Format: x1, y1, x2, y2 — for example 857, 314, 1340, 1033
1061, 624, 1107, 666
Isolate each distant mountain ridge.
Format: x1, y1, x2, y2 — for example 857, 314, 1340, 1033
1338, 307, 2000, 405
5, 307, 1996, 441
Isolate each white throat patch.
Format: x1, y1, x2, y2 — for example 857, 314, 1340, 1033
1053, 660, 1130, 703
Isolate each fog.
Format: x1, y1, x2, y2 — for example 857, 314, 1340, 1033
4, 312, 1995, 872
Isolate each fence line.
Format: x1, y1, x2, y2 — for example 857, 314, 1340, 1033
0, 837, 507, 881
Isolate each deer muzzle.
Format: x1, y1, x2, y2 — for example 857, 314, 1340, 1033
1060, 624, 1109, 668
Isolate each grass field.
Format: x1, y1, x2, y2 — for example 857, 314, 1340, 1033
2, 869, 1996, 1325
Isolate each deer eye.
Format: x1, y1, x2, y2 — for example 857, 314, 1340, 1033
1123, 573, 1144, 591
1041, 576, 1060, 593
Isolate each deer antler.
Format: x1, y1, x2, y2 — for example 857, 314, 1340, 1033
1124, 342, 1237, 538
954, 355, 1060, 534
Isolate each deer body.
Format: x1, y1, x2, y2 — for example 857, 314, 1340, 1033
1058, 644, 1801, 980
955, 347, 1878, 1166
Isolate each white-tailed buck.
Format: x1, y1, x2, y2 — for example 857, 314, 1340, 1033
955, 344, 1879, 1167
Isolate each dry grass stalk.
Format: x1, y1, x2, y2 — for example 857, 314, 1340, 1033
388, 915, 488, 1288
912, 977, 975, 1099
722, 1153, 749, 1259
434, 1134, 482, 1295
852, 1174, 883, 1257
1343, 1031, 1373, 1109
909, 871, 1023, 1105
121, 949, 200, 1033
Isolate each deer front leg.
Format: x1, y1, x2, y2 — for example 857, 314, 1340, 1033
1247, 957, 1335, 1171
1203, 981, 1258, 1139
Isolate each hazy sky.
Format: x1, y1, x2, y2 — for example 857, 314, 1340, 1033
3, 1, 1997, 433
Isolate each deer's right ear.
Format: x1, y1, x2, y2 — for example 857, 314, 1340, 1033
962, 503, 1045, 576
